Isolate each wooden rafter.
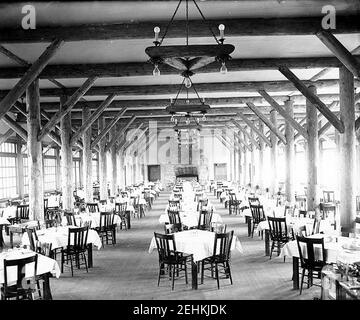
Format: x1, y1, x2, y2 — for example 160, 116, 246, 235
106, 115, 137, 153
70, 93, 117, 146
237, 112, 272, 147
1, 16, 359, 43
38, 76, 98, 141
230, 119, 260, 149
127, 127, 149, 155
92, 109, 129, 151
316, 30, 360, 78
0, 39, 63, 121
279, 66, 345, 133
225, 124, 252, 152
258, 90, 308, 140
0, 128, 14, 145
2, 115, 27, 141
318, 112, 340, 137
121, 123, 144, 152
246, 102, 287, 145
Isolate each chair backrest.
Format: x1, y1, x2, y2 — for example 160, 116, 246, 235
64, 211, 77, 226
168, 200, 180, 209
154, 232, 176, 261
295, 196, 307, 210
86, 202, 100, 213
312, 215, 321, 235
248, 197, 260, 206
44, 198, 48, 210
292, 225, 308, 240
168, 210, 181, 225
197, 198, 208, 211
26, 228, 39, 252
99, 212, 115, 229
67, 226, 89, 251
267, 216, 288, 241
115, 202, 127, 215
3, 254, 38, 295
17, 204, 29, 220
212, 230, 234, 261
198, 210, 212, 230
250, 204, 265, 224
296, 235, 326, 268
323, 191, 335, 203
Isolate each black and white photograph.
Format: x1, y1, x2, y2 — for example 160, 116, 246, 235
0, 0, 359, 312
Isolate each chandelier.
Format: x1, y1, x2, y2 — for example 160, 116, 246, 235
145, 0, 235, 76
167, 75, 210, 126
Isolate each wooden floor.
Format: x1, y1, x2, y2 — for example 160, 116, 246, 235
7, 190, 321, 300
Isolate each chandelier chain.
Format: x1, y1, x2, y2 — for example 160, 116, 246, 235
159, 0, 182, 46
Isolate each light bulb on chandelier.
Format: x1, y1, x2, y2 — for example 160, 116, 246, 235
153, 64, 160, 76
202, 113, 206, 121
171, 115, 175, 122
184, 77, 192, 88
185, 116, 190, 125
220, 61, 227, 74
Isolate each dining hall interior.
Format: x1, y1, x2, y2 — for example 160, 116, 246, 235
0, 0, 360, 302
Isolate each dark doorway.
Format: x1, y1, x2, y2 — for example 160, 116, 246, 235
148, 165, 161, 182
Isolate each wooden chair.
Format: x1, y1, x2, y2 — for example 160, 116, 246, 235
61, 226, 89, 277
248, 197, 260, 207
267, 216, 290, 260
167, 210, 182, 233
154, 232, 189, 290
86, 202, 100, 213
291, 225, 308, 240
10, 204, 30, 224
95, 212, 116, 245
198, 210, 212, 231
114, 202, 128, 230
249, 204, 266, 238
296, 236, 327, 295
1, 255, 39, 300
201, 230, 234, 289
312, 215, 322, 235
228, 193, 241, 215
323, 191, 335, 203
319, 203, 337, 230
197, 198, 208, 212
210, 223, 227, 234
295, 196, 307, 211
64, 211, 77, 226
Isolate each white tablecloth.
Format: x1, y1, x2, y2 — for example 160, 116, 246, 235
0, 249, 60, 285
0, 217, 10, 225
149, 229, 243, 262
159, 211, 223, 228
1, 206, 17, 219
279, 235, 360, 264
21, 226, 102, 250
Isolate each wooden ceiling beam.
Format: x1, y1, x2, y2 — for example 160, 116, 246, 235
0, 128, 14, 146
318, 112, 340, 137
2, 56, 360, 79
0, 39, 63, 121
258, 90, 308, 140
1, 79, 350, 99
38, 76, 98, 141
246, 102, 287, 144
316, 30, 360, 78
236, 112, 272, 147
1, 115, 27, 141
230, 119, 260, 150
279, 66, 345, 133
225, 124, 252, 152
92, 108, 128, 150
1, 16, 359, 43
70, 93, 117, 146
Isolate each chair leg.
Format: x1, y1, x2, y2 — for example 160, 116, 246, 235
215, 263, 220, 289
227, 261, 233, 285
83, 252, 88, 273
171, 265, 175, 291
157, 263, 162, 286
61, 252, 64, 273
299, 269, 305, 295
201, 261, 205, 284
70, 254, 74, 277
184, 262, 188, 285
270, 241, 274, 260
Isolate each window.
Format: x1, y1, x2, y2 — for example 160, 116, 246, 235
44, 158, 56, 191
0, 142, 17, 199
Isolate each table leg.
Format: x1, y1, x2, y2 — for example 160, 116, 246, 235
191, 257, 198, 290
42, 273, 53, 300
265, 230, 270, 256
292, 257, 299, 290
87, 243, 93, 268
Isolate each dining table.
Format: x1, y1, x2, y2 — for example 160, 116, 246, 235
148, 229, 243, 289
21, 225, 102, 268
279, 234, 360, 290
0, 247, 61, 300
8, 220, 41, 248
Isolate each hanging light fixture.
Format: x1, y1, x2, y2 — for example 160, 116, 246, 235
166, 74, 209, 127
146, 0, 235, 76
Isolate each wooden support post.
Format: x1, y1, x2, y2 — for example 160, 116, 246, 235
16, 137, 24, 199
285, 99, 295, 203
306, 85, 319, 211
82, 106, 93, 202
243, 131, 248, 186
98, 117, 108, 201
258, 121, 265, 190
26, 79, 44, 220
339, 66, 356, 235
55, 147, 61, 192
109, 126, 117, 197
60, 95, 73, 211
270, 109, 278, 195
250, 130, 256, 186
